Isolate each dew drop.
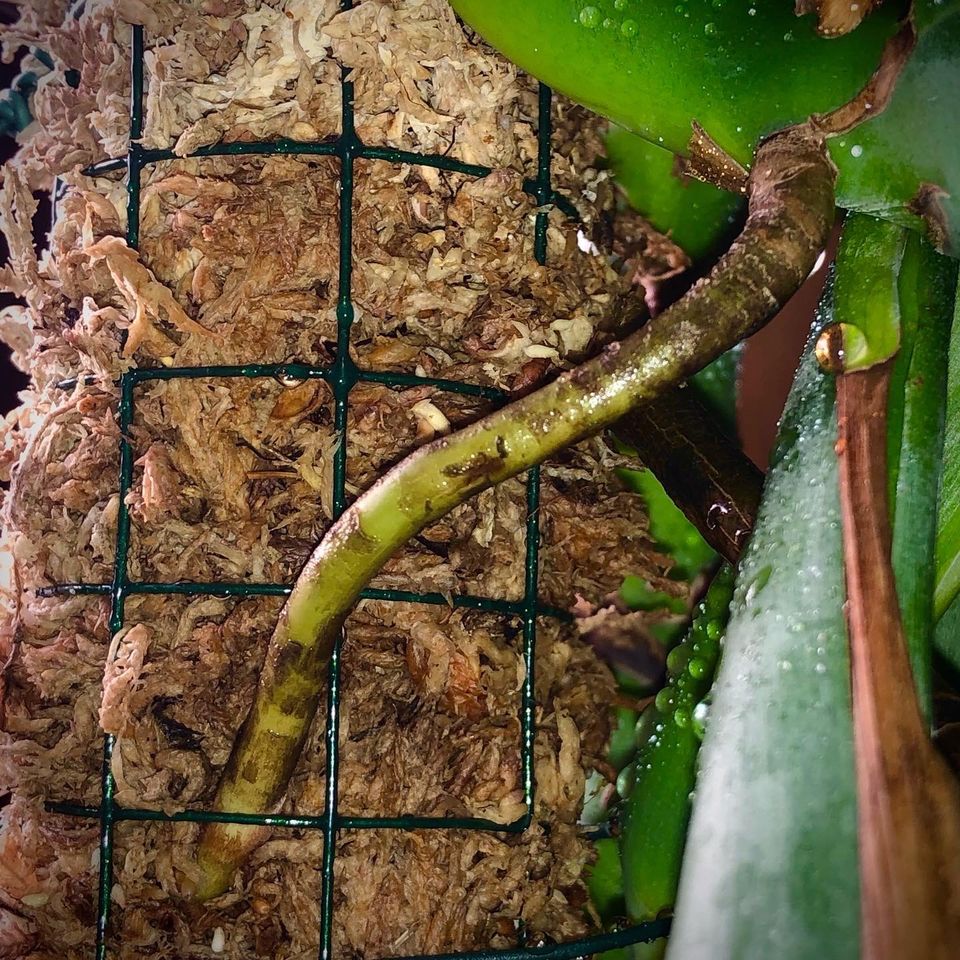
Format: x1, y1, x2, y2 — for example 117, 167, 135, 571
704, 21, 717, 35
579, 5, 601, 27
621, 18, 639, 37
674, 707, 691, 729
815, 662, 827, 674
780, 659, 793, 672
666, 646, 689, 676
783, 30, 794, 41
655, 688, 674, 713
688, 657, 707, 679
692, 701, 710, 739
850, 144, 863, 158
614, 0, 627, 8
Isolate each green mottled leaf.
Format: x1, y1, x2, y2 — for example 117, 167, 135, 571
667, 278, 859, 960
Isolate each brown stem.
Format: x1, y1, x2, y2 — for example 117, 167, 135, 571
615, 389, 763, 563
836, 364, 960, 960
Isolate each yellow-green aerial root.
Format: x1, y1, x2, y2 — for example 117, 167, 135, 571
194, 126, 836, 899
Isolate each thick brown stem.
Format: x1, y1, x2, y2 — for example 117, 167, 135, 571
836, 364, 960, 960
615, 390, 763, 563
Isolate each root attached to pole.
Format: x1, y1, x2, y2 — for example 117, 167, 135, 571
193, 125, 837, 899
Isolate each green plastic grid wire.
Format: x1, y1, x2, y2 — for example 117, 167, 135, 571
39, 8, 669, 959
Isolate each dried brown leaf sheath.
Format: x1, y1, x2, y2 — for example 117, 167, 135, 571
836, 364, 960, 960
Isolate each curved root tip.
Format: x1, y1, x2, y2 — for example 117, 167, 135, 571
190, 854, 236, 903
192, 850, 236, 902
189, 836, 248, 903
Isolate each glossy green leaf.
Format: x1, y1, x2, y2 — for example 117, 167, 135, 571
935, 288, 960, 619
451, 0, 899, 163
605, 127, 744, 261
619, 565, 735, 929
666, 278, 859, 960
451, 0, 960, 251
587, 837, 627, 922
616, 467, 716, 579
888, 232, 957, 719
689, 344, 742, 439
832, 212, 905, 371
831, 0, 960, 249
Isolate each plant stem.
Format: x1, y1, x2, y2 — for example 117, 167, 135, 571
615, 390, 763, 563
193, 126, 836, 899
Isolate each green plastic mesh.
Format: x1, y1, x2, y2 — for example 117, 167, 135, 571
40, 9, 668, 958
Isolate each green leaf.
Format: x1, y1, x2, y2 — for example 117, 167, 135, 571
666, 277, 859, 960
832, 212, 905, 372
605, 127, 744, 262
888, 233, 958, 718
935, 289, 960, 621
616, 467, 716, 580
451, 0, 960, 251
450, 0, 899, 166
587, 837, 627, 923
935, 592, 960, 676
619, 566, 735, 926
620, 574, 688, 614
608, 706, 642, 769
831, 0, 960, 250
689, 344, 742, 440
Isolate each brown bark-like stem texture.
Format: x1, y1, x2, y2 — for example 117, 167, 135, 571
193, 126, 836, 899
615, 389, 763, 563
836, 364, 960, 960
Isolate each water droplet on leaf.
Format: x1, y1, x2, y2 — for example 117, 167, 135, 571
655, 688, 674, 713
579, 5, 601, 27
688, 657, 707, 679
